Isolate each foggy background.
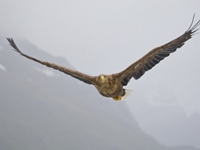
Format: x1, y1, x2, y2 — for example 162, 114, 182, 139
1, 0, 200, 149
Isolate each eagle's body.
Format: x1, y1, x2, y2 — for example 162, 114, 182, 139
93, 75, 125, 99
7, 15, 200, 100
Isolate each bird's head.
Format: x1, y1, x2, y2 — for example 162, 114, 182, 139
98, 75, 108, 83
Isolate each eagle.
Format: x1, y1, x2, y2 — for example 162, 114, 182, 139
7, 15, 200, 101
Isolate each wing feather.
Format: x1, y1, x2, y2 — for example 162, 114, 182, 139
114, 15, 200, 86
6, 38, 95, 85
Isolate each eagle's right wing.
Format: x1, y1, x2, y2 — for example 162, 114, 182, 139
7, 38, 95, 85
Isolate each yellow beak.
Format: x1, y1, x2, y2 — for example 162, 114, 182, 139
100, 76, 105, 83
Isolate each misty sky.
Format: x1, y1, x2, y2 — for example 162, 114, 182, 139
1, 1, 200, 115
0, 0, 200, 114
1, 0, 200, 148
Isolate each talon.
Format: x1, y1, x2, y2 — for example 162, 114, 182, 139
112, 96, 122, 101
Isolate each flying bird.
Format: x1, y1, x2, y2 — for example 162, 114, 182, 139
7, 15, 200, 100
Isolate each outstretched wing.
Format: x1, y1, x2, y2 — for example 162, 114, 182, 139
7, 38, 95, 85
114, 15, 200, 86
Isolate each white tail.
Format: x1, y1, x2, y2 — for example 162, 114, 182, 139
121, 89, 133, 100
112, 89, 133, 101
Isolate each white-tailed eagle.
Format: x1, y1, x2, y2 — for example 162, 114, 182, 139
7, 15, 200, 100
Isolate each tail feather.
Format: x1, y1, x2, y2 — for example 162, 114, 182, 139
121, 89, 133, 100
112, 89, 133, 101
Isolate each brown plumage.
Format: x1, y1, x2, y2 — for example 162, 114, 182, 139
7, 15, 200, 100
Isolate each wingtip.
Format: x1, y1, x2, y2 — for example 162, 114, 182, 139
6, 37, 21, 53
6, 37, 14, 46
186, 14, 200, 33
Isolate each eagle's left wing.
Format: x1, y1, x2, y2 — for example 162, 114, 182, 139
7, 38, 96, 85
114, 15, 200, 86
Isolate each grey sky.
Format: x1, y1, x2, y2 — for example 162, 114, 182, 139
0, 0, 200, 113
1, 0, 200, 114
1, 0, 200, 148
